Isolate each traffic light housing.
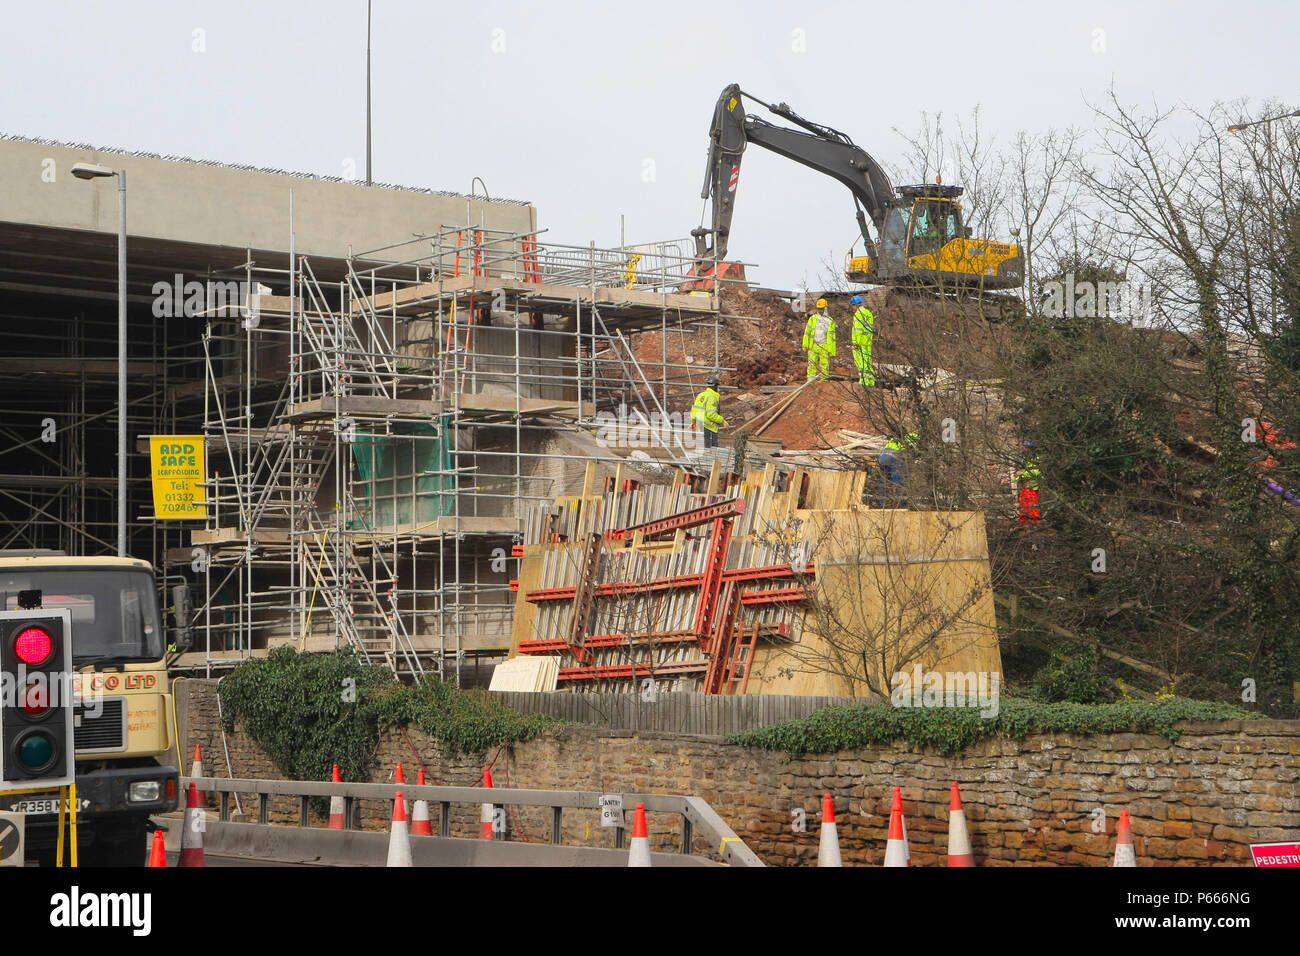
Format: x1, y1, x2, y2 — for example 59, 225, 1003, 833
0, 608, 74, 790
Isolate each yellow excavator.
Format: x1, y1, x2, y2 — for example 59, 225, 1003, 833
690, 84, 1023, 295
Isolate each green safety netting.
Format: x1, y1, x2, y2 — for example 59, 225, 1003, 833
349, 419, 453, 529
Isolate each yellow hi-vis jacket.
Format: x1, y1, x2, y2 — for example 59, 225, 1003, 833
691, 387, 726, 433
803, 312, 837, 355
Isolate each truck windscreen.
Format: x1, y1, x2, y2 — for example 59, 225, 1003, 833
0, 568, 165, 664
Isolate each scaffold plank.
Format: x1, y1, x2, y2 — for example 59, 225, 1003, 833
455, 393, 580, 416
362, 275, 718, 320
190, 527, 291, 547
286, 396, 444, 421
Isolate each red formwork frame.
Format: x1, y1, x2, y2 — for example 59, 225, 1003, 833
605, 496, 745, 542
522, 563, 815, 604
564, 533, 603, 664
522, 497, 815, 692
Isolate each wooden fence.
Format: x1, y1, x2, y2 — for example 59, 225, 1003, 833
489, 691, 857, 736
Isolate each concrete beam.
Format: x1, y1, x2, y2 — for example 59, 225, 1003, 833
0, 135, 537, 265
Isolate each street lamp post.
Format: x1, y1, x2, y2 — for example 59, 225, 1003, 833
1228, 108, 1300, 133
366, 0, 372, 185
71, 162, 128, 557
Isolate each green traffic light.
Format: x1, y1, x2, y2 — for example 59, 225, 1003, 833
18, 732, 54, 771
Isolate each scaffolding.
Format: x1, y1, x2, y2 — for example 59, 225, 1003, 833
182, 223, 745, 681
0, 286, 201, 609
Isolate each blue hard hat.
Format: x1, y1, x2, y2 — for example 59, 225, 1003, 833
850, 295, 863, 306
1024, 440, 1038, 449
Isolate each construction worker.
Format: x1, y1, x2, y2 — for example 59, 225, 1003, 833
877, 431, 918, 507
1016, 442, 1041, 523
850, 295, 875, 386
802, 298, 837, 381
691, 374, 726, 449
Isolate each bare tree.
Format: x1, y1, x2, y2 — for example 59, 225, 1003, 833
1007, 127, 1085, 303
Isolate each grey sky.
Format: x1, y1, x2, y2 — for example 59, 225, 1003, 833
2, 0, 1294, 288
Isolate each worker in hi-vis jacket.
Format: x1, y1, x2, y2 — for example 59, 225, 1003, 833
691, 374, 726, 449
803, 298, 836, 381
850, 295, 875, 387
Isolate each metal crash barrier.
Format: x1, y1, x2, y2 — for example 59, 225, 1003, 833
180, 776, 764, 867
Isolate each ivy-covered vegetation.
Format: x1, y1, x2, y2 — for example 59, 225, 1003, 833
725, 697, 1257, 757
218, 647, 557, 783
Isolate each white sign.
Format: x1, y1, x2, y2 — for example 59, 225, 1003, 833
600, 794, 624, 829
0, 812, 24, 867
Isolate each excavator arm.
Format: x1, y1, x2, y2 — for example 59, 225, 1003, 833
692, 84, 895, 265
690, 84, 1024, 294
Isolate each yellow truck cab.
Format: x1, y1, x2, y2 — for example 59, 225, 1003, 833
0, 551, 180, 865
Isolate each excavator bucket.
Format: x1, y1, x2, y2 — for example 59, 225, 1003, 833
680, 260, 747, 294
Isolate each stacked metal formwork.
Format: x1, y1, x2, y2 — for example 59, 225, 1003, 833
184, 224, 741, 681
516, 471, 813, 694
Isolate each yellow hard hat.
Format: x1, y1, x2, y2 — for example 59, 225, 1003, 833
816, 298, 827, 309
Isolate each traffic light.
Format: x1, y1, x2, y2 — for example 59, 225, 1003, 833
0, 608, 74, 790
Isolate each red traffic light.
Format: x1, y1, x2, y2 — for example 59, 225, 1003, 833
14, 626, 53, 666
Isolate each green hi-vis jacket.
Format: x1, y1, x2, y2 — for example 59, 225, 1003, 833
852, 306, 875, 348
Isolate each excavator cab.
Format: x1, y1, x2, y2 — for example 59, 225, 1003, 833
876, 196, 958, 260
847, 184, 1021, 290
905, 197, 961, 258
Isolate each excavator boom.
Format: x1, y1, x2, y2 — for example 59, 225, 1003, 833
694, 84, 892, 263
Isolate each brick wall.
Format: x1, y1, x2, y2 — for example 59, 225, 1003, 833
175, 681, 1299, 865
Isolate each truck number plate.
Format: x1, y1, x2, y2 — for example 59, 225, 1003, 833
9, 797, 89, 815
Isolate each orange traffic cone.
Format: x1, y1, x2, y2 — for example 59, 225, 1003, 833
947, 781, 974, 867
627, 802, 651, 867
883, 787, 910, 867
1113, 810, 1136, 867
411, 768, 433, 836
394, 763, 409, 817
387, 790, 412, 867
190, 744, 205, 807
147, 828, 167, 867
480, 767, 496, 840
329, 764, 345, 830
817, 793, 842, 867
178, 782, 206, 867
